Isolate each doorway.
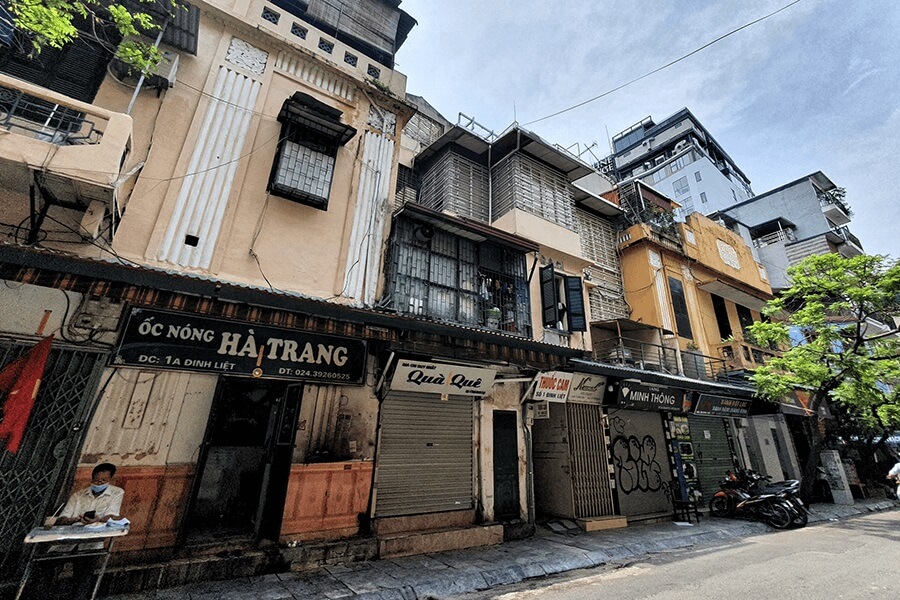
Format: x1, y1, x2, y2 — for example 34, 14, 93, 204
186, 378, 301, 542
492, 411, 520, 521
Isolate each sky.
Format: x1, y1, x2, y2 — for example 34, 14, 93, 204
393, 0, 899, 258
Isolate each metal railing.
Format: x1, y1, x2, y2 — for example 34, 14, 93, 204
818, 192, 853, 218
753, 228, 796, 248
714, 340, 776, 371
0, 84, 103, 145
594, 336, 679, 374
831, 225, 862, 248
680, 349, 731, 381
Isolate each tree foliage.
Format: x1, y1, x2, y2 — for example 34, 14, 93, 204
747, 253, 900, 495
6, 0, 179, 72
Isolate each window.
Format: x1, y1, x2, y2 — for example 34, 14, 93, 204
540, 265, 587, 333
673, 176, 690, 197
386, 217, 532, 336
652, 168, 666, 184
700, 192, 708, 204
668, 276, 694, 339
711, 294, 732, 340
736, 305, 755, 338
318, 38, 334, 53
694, 171, 702, 182
267, 92, 357, 210
262, 7, 280, 23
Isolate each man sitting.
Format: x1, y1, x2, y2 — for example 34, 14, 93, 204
54, 463, 124, 527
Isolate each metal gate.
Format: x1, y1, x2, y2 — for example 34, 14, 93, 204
375, 392, 475, 518
567, 403, 615, 518
688, 415, 735, 500
608, 409, 670, 517
0, 338, 107, 582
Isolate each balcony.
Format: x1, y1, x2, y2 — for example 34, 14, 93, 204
828, 226, 864, 257
680, 349, 731, 382
0, 73, 132, 207
594, 336, 679, 374
753, 228, 796, 249
714, 340, 776, 372
819, 192, 852, 226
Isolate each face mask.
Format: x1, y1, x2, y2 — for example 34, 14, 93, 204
91, 483, 109, 494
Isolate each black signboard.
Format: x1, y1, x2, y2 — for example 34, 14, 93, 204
618, 381, 686, 412
112, 307, 367, 384
693, 394, 751, 418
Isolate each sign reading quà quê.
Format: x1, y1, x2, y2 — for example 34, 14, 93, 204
390, 359, 496, 396
112, 307, 367, 384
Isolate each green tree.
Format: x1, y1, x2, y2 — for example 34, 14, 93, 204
6, 0, 179, 72
748, 253, 900, 500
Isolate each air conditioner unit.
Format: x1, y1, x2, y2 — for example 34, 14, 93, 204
148, 51, 179, 89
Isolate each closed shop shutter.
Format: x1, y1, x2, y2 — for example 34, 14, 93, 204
375, 392, 475, 517
688, 415, 735, 500
567, 403, 615, 518
609, 409, 670, 517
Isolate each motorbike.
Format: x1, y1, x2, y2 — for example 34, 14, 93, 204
709, 469, 805, 529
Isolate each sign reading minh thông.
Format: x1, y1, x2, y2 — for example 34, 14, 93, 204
390, 359, 496, 396
112, 307, 367, 384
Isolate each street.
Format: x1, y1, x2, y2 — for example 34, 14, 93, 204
455, 511, 899, 600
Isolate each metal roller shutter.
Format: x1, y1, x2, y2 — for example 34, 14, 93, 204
688, 415, 735, 500
567, 403, 615, 518
375, 392, 475, 517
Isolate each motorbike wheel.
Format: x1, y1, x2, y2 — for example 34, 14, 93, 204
709, 496, 733, 517
790, 508, 809, 528
766, 502, 793, 529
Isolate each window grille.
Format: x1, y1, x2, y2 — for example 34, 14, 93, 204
491, 154, 577, 231
385, 217, 531, 336
418, 149, 490, 223
262, 7, 281, 24
268, 92, 356, 210
367, 64, 381, 79
318, 38, 334, 53
291, 23, 308, 39
344, 52, 358, 67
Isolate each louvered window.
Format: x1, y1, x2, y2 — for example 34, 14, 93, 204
115, 0, 200, 55
540, 265, 586, 333
268, 92, 357, 210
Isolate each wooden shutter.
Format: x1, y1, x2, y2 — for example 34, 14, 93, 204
564, 276, 587, 332
540, 265, 558, 328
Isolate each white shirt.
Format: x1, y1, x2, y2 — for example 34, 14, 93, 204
59, 485, 124, 521
889, 462, 900, 478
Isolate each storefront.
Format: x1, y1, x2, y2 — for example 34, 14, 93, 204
373, 359, 495, 529
684, 394, 748, 501
106, 307, 372, 545
531, 371, 616, 521
607, 380, 687, 519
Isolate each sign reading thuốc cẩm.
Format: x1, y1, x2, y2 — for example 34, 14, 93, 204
112, 307, 367, 384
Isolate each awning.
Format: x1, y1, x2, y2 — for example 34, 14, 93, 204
278, 92, 357, 146
697, 279, 769, 312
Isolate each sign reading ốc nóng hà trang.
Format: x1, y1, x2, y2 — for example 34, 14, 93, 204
692, 394, 751, 418
390, 359, 496, 396
618, 381, 685, 411
112, 307, 367, 384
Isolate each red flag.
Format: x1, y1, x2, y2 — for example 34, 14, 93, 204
0, 336, 53, 453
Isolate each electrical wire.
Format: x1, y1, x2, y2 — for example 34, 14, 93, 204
524, 0, 805, 126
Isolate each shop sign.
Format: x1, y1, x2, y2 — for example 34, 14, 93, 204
693, 394, 751, 418
532, 371, 573, 403
618, 381, 684, 412
112, 307, 367, 384
568, 373, 607, 404
779, 390, 833, 418
390, 359, 495, 396
532, 400, 550, 420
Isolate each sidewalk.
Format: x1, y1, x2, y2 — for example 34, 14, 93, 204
111, 499, 898, 600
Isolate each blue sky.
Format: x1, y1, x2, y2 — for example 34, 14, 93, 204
395, 0, 898, 257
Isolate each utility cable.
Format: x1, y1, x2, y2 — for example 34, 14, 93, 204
524, 0, 804, 126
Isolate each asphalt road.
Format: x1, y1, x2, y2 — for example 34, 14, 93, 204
454, 511, 899, 600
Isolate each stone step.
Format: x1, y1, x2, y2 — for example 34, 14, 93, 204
378, 524, 504, 559
575, 515, 628, 532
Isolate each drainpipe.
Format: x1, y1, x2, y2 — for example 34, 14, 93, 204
126, 27, 166, 115
519, 376, 539, 525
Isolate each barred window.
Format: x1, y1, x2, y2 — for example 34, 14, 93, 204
268, 92, 356, 210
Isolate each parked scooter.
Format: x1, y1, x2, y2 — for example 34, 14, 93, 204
709, 469, 803, 529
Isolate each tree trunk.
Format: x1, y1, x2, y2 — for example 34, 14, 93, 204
798, 391, 830, 503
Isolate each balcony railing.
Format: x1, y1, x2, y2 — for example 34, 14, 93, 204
0, 85, 102, 145
714, 340, 776, 371
753, 228, 796, 249
594, 336, 679, 375
680, 349, 731, 382
0, 73, 132, 191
